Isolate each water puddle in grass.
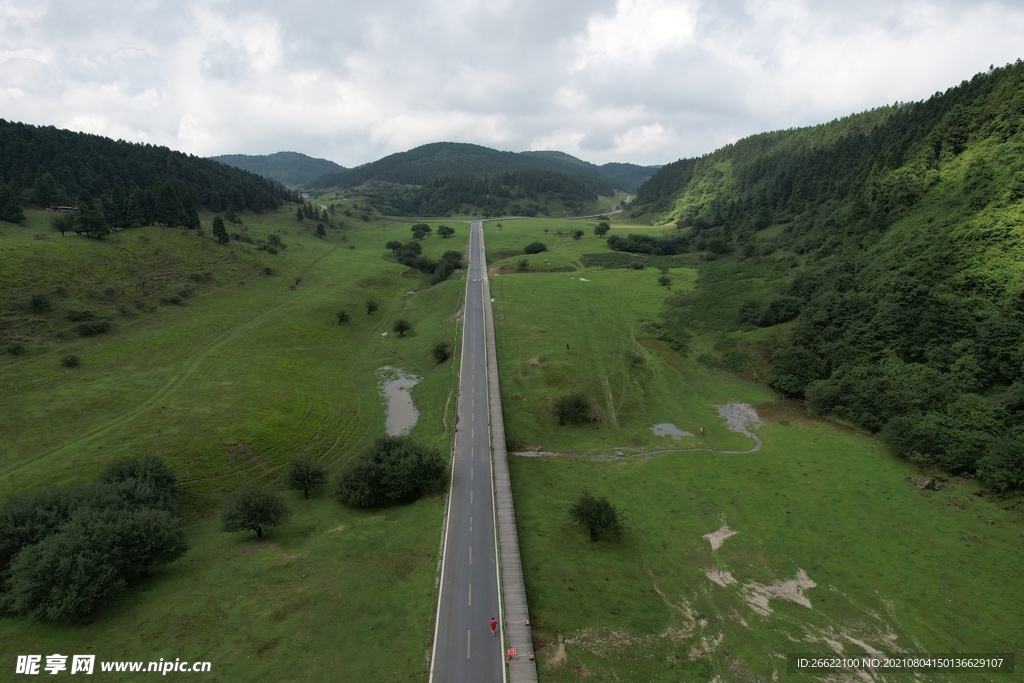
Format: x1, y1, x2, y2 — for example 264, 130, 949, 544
376, 366, 421, 436
715, 403, 762, 452
651, 423, 693, 438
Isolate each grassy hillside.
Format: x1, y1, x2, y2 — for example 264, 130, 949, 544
484, 217, 1023, 682
618, 62, 1024, 492
0, 206, 470, 680
212, 152, 346, 189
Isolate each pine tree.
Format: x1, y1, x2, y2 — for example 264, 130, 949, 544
73, 190, 109, 238
0, 181, 25, 223
212, 215, 229, 244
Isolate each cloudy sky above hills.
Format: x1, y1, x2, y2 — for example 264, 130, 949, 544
2, 0, 1023, 166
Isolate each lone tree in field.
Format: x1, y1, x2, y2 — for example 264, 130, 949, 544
516, 258, 530, 273
594, 222, 610, 236
337, 309, 350, 324
411, 223, 432, 240
296, 206, 304, 222
572, 229, 584, 240
386, 240, 403, 253
212, 215, 229, 244
284, 458, 328, 499
316, 223, 326, 238
523, 241, 547, 254
432, 341, 452, 364
51, 213, 73, 237
569, 490, 622, 541
366, 298, 379, 314
437, 225, 455, 239
658, 275, 671, 286
553, 393, 592, 425
221, 486, 292, 539
393, 318, 412, 337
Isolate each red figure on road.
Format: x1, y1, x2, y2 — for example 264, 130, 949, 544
490, 618, 498, 636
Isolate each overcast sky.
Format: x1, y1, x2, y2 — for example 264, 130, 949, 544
2, 0, 1023, 167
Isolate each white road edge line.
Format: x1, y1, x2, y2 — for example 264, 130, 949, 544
427, 224, 475, 683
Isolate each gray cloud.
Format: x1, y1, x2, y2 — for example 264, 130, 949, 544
1, 0, 1022, 166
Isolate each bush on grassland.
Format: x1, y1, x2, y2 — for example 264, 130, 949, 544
334, 436, 448, 508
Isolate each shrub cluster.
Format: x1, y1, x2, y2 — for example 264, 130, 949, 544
0, 456, 187, 622
334, 436, 448, 508
739, 295, 802, 328
392, 241, 464, 284
432, 341, 452, 364
553, 393, 592, 425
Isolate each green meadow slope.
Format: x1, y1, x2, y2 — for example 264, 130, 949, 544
623, 62, 1024, 492
0, 206, 470, 680
484, 218, 1023, 682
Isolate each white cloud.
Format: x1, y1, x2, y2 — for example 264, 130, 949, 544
0, 0, 1022, 166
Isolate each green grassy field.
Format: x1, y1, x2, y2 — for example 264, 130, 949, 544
0, 206, 471, 680
486, 218, 1024, 682
485, 218, 762, 454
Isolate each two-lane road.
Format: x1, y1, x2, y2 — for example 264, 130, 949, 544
429, 221, 504, 683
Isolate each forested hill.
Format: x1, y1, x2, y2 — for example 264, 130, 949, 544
211, 151, 345, 188
618, 61, 1024, 492
355, 170, 613, 217
309, 141, 655, 192
0, 120, 291, 218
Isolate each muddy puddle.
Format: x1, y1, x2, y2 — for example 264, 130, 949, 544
650, 423, 693, 438
376, 366, 422, 436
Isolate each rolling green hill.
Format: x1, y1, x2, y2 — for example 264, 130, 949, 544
212, 151, 346, 189
310, 141, 656, 192
615, 61, 1024, 492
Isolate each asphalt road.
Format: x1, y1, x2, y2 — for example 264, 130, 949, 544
429, 221, 504, 683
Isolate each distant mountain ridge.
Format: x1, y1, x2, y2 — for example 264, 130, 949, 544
211, 152, 346, 189
309, 142, 658, 193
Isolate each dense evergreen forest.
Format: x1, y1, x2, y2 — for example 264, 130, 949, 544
623, 62, 1024, 492
0, 120, 292, 229
354, 170, 613, 217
